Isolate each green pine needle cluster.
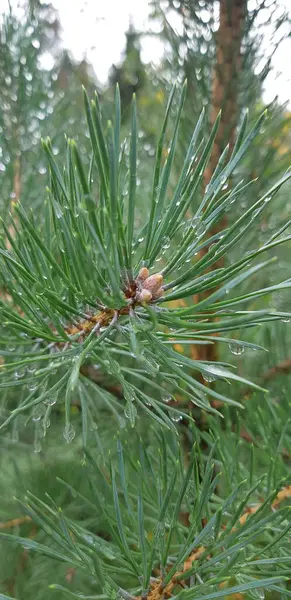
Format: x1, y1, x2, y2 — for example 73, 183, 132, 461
0, 85, 291, 436
1, 84, 291, 599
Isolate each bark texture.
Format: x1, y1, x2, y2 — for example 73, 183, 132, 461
198, 0, 247, 364
205, 0, 247, 180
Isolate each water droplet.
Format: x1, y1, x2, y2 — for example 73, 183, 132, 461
14, 369, 25, 379
252, 207, 261, 219
63, 422, 75, 443
26, 25, 34, 37
264, 196, 271, 203
188, 216, 205, 236
124, 401, 137, 421
28, 382, 38, 392
202, 372, 217, 383
44, 395, 57, 406
42, 416, 51, 431
228, 342, 244, 355
142, 355, 160, 376
281, 318, 290, 323
196, 222, 206, 236
138, 236, 144, 243
162, 395, 174, 404
7, 343, 16, 351
162, 236, 170, 250
32, 405, 44, 421
171, 414, 183, 422
32, 39, 40, 49
34, 439, 42, 453
26, 363, 37, 373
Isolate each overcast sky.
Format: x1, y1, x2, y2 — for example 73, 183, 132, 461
1, 0, 291, 106
52, 0, 165, 82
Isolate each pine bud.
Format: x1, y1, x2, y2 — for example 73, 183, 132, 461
142, 273, 164, 300
137, 267, 149, 281
136, 289, 152, 304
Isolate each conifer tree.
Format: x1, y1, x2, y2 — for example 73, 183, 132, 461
109, 23, 147, 116
1, 2, 291, 600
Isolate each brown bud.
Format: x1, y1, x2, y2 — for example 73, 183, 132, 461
137, 289, 152, 304
142, 273, 163, 293
142, 273, 164, 300
153, 287, 164, 299
137, 267, 149, 281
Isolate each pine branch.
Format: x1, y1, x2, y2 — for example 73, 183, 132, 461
0, 86, 290, 439
135, 484, 291, 600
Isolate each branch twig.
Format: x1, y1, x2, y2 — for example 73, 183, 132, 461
0, 515, 31, 530
136, 484, 291, 599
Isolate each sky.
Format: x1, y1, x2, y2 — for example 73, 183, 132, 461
51, 0, 291, 106
51, 0, 165, 82
1, 0, 291, 106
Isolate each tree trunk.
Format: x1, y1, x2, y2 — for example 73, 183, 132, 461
197, 0, 247, 365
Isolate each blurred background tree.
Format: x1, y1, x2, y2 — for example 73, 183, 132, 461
109, 23, 147, 116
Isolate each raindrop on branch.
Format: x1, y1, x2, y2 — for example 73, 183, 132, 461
171, 414, 183, 422
34, 438, 42, 453
124, 401, 137, 421
63, 422, 75, 443
28, 382, 38, 392
44, 395, 57, 406
228, 342, 244, 355
32, 405, 44, 421
14, 369, 25, 379
202, 372, 217, 382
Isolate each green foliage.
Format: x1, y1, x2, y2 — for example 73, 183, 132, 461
2, 429, 291, 598
0, 86, 290, 444
0, 5, 58, 214
1, 4, 291, 598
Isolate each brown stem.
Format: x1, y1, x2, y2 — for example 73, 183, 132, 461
0, 515, 31, 529
239, 357, 291, 402
261, 357, 291, 382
